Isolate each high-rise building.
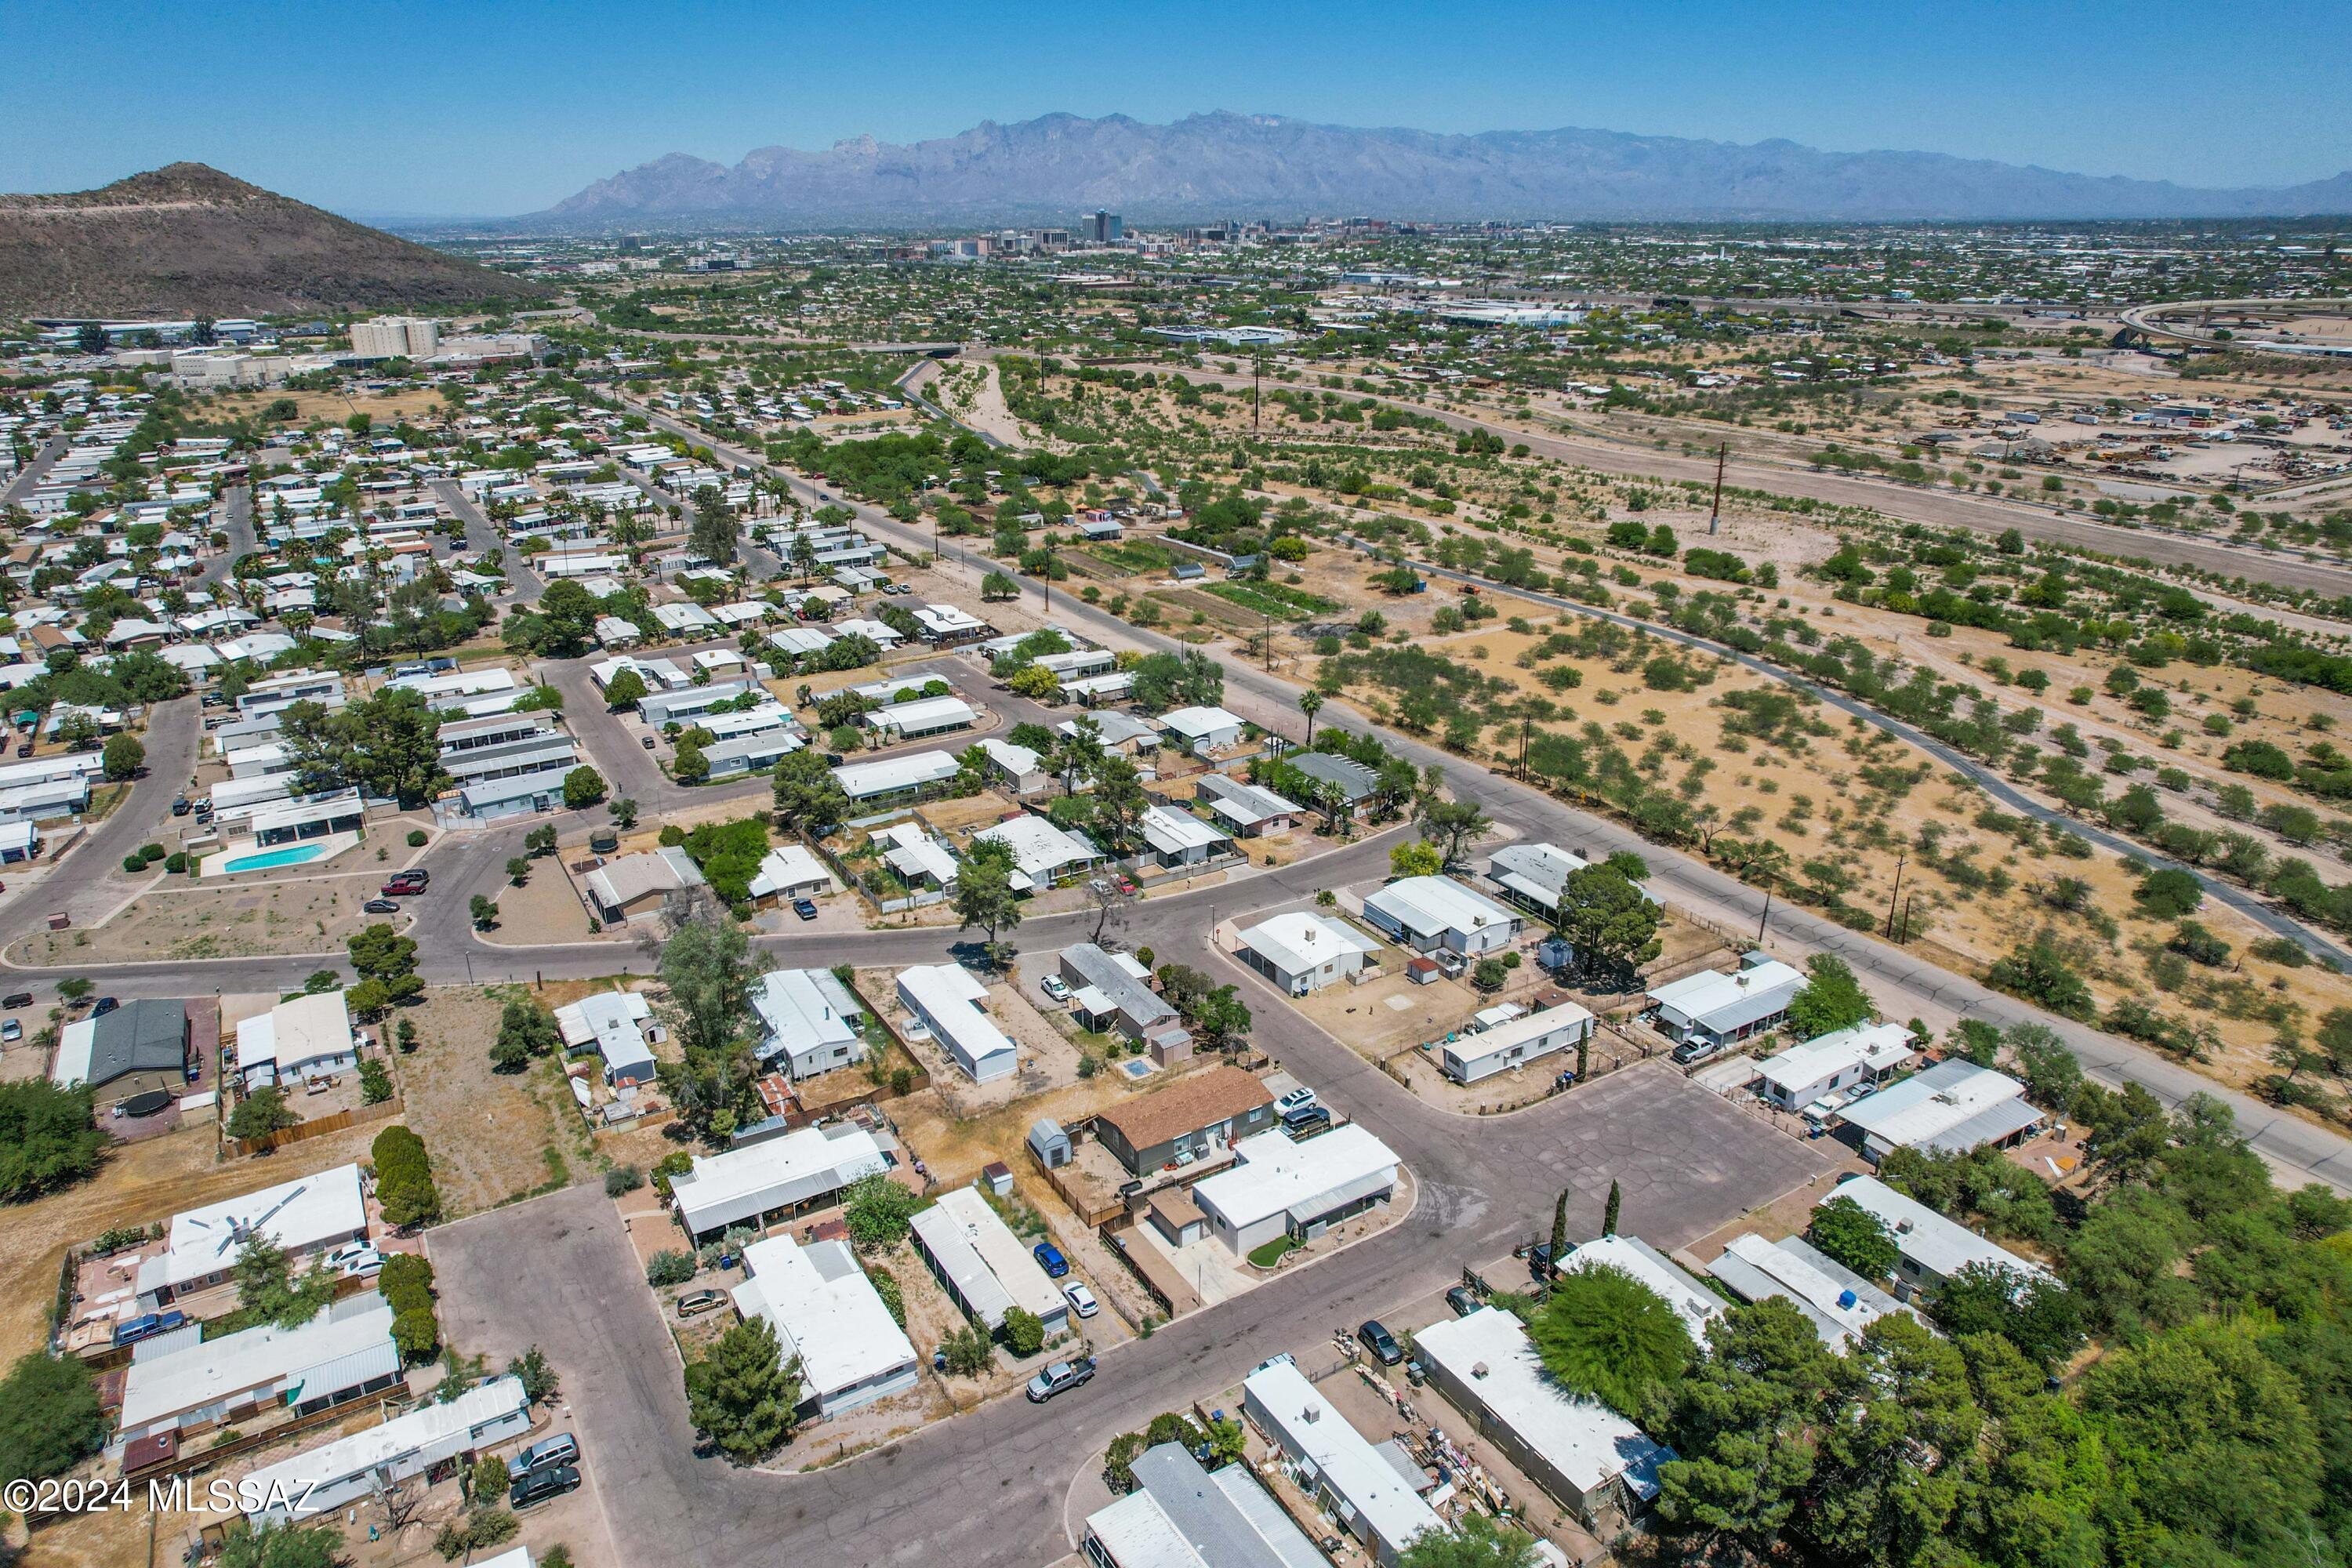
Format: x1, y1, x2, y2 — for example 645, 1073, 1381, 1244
349, 316, 440, 360
1088, 209, 1123, 244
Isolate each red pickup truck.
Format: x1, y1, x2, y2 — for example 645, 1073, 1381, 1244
380, 869, 430, 896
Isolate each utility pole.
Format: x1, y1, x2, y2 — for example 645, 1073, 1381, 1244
1519, 717, 1531, 780
1252, 354, 1262, 432
1708, 441, 1726, 535
1882, 849, 1907, 938
1757, 887, 1773, 943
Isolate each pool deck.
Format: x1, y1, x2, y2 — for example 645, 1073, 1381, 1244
199, 829, 363, 879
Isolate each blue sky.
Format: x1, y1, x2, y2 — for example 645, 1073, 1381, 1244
4, 0, 2346, 217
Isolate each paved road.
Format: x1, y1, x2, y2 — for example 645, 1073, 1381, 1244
434, 479, 545, 605
1, 434, 67, 505
198, 486, 256, 589
1156, 366, 2352, 597
433, 1045, 1828, 1568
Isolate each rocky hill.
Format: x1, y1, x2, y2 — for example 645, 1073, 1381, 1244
0, 163, 545, 318
541, 111, 2352, 226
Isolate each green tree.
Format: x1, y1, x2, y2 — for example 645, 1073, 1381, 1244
688, 485, 739, 566
610, 796, 640, 830
0, 1349, 104, 1481
1389, 840, 1443, 878
1549, 1187, 1570, 1268
0, 1080, 105, 1201
1654, 1299, 1831, 1552
216, 1521, 342, 1568
490, 998, 559, 1072
279, 687, 446, 806
1928, 1263, 2084, 1370
1602, 1178, 1622, 1237
602, 666, 648, 709
657, 909, 758, 1133
563, 764, 607, 809
1784, 954, 1875, 1040
1986, 934, 2096, 1019
228, 1086, 300, 1141
1298, 688, 1324, 746
684, 1316, 800, 1461
1002, 1305, 1046, 1357
1527, 1263, 1693, 1417
842, 1172, 922, 1249
1396, 1514, 1541, 1568
953, 836, 1022, 956
469, 894, 498, 929
1802, 1316, 1981, 1568
100, 731, 144, 781
1553, 863, 1663, 989
770, 748, 849, 834
1413, 793, 1491, 871
1806, 1195, 1898, 1279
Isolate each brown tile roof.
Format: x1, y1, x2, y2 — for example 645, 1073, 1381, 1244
1094, 1065, 1271, 1152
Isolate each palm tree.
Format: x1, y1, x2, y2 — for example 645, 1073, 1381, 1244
1298, 689, 1323, 747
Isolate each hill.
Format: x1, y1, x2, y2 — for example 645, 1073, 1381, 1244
0, 163, 546, 318
540, 111, 2352, 227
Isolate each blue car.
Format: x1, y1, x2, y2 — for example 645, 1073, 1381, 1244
1032, 1241, 1069, 1278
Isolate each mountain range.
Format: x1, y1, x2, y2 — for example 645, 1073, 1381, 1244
538, 111, 2352, 227
0, 163, 545, 318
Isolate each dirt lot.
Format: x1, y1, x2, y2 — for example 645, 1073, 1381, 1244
12, 868, 405, 964
482, 855, 611, 946
859, 966, 1083, 1117
393, 985, 601, 1216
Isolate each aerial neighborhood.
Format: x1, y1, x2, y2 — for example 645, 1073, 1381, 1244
2, 47, 2350, 1568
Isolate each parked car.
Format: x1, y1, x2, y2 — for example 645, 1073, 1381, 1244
1040, 975, 1072, 1004
1025, 1357, 1095, 1403
1446, 1285, 1480, 1317
676, 1288, 727, 1319
1279, 1105, 1332, 1138
791, 898, 819, 921
1062, 1281, 1100, 1319
1358, 1319, 1404, 1366
641, 736, 656, 750
333, 1247, 384, 1279
508, 1465, 580, 1509
91, 997, 118, 1017
1032, 1241, 1069, 1279
1, 1019, 20, 1044
2, 992, 31, 1009
506, 1433, 580, 1481
111, 1309, 187, 1348
381, 870, 429, 895
362, 898, 399, 914
1274, 1086, 1318, 1116
171, 796, 191, 816
1670, 1038, 1722, 1066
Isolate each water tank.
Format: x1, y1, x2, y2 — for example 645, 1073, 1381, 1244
1837, 1289, 1858, 1310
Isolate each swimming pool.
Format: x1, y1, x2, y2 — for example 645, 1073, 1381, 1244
221, 843, 332, 873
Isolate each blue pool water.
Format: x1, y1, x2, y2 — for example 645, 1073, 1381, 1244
223, 843, 332, 873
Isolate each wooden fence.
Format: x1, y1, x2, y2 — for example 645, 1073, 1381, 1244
221, 1095, 401, 1159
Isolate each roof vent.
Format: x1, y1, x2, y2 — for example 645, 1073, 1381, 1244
1470, 1361, 1490, 1380
1896, 1218, 1915, 1234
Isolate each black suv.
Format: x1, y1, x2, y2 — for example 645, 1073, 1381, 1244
1358, 1319, 1404, 1365
509, 1465, 580, 1509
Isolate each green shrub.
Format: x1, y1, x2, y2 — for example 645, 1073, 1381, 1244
406, 829, 428, 847
646, 1250, 696, 1287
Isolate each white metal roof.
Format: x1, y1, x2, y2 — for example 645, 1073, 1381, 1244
1648, 956, 1806, 1033
1755, 1022, 1917, 1097
234, 989, 354, 1075
1236, 912, 1377, 977
1243, 1358, 1439, 1555
1363, 875, 1517, 940
975, 814, 1101, 888
1710, 1233, 1915, 1350
864, 694, 976, 732
1824, 1175, 2049, 1283
908, 1185, 1065, 1330
1191, 1125, 1399, 1231
832, 750, 960, 799
750, 968, 862, 1062
1451, 1000, 1595, 1060
1838, 1059, 2032, 1153
241, 1374, 528, 1515
136, 1163, 367, 1297
1140, 805, 1229, 855
896, 964, 1017, 1077
1157, 706, 1243, 741
670, 1124, 888, 1238
1412, 1308, 1674, 1499
119, 1293, 395, 1432
733, 1236, 916, 1402
746, 844, 829, 900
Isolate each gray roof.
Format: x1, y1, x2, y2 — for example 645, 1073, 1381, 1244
1128, 1443, 1323, 1568
87, 999, 187, 1086
1062, 942, 1178, 1033
1286, 750, 1378, 801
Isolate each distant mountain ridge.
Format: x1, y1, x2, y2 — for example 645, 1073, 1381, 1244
538, 111, 2352, 227
0, 163, 545, 318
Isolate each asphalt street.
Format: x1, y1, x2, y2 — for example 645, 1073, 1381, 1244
434, 478, 546, 604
